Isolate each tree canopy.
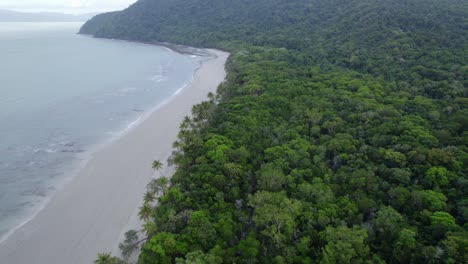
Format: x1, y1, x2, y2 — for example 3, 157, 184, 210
82, 0, 467, 263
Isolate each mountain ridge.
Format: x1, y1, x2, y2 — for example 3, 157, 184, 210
0, 9, 98, 22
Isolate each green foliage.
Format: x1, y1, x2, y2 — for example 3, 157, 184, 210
234, 235, 260, 262
94, 253, 124, 264
256, 163, 287, 192
425, 166, 451, 188
319, 225, 371, 264
442, 231, 468, 264
413, 190, 448, 212
151, 160, 163, 171
139, 232, 188, 264
248, 191, 301, 250
393, 228, 417, 263
431, 211, 457, 229
82, 0, 467, 263
119, 230, 139, 260
176, 251, 222, 264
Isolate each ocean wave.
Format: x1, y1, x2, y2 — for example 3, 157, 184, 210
117, 87, 138, 93
21, 187, 51, 198
32, 148, 58, 154
150, 74, 166, 83
0, 195, 53, 245
28, 141, 82, 155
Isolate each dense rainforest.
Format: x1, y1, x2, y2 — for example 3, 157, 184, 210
81, 0, 468, 263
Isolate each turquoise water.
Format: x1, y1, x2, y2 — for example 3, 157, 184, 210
0, 22, 200, 240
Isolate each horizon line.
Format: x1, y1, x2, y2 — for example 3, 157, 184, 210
0, 7, 126, 15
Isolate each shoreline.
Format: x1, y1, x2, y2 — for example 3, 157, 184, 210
0, 41, 205, 246
0, 47, 229, 264
81, 33, 218, 57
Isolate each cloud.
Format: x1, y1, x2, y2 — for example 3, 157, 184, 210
71, 0, 86, 8
70, 0, 83, 8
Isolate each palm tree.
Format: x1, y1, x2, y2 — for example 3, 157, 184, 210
138, 203, 152, 221
207, 92, 216, 102
151, 160, 163, 171
147, 177, 169, 196
143, 191, 155, 204
142, 221, 158, 235
179, 116, 191, 130
94, 253, 122, 264
95, 253, 111, 264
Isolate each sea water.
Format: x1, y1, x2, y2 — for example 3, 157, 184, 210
0, 22, 200, 240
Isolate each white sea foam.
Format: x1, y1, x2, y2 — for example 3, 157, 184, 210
116, 77, 195, 139
0, 195, 52, 244
150, 75, 166, 82
0, 152, 88, 245
117, 87, 138, 93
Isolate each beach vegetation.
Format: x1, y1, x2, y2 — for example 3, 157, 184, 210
94, 253, 125, 264
151, 160, 163, 171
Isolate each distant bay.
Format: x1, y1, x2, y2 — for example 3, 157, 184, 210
0, 22, 201, 241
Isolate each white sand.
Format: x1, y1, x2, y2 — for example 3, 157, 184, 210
0, 49, 229, 264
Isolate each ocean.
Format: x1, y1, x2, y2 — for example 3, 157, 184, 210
0, 22, 200, 241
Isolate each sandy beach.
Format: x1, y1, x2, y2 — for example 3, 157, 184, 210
0, 49, 229, 264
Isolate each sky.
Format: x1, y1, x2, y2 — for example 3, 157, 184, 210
0, 0, 138, 14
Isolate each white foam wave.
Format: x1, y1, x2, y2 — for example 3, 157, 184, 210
150, 74, 166, 83
0, 195, 52, 245
117, 87, 138, 93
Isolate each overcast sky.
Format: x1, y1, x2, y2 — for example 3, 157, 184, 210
0, 0, 138, 14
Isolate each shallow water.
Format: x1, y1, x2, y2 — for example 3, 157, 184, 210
0, 22, 200, 240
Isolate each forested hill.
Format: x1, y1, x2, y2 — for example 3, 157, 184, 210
82, 1, 467, 263
81, 0, 467, 84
